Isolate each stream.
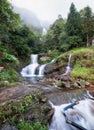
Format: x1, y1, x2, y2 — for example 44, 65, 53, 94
0, 54, 94, 130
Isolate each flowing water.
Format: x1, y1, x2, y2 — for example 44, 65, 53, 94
48, 90, 94, 130
63, 54, 72, 76
20, 54, 47, 81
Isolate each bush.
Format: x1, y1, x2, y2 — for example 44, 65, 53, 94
17, 121, 47, 130
0, 69, 19, 82
2, 52, 19, 64
48, 49, 61, 59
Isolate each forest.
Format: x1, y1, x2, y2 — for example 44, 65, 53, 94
0, 0, 94, 129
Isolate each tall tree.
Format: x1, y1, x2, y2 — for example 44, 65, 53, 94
80, 6, 94, 46
66, 3, 82, 36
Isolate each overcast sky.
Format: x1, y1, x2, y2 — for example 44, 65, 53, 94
9, 0, 94, 23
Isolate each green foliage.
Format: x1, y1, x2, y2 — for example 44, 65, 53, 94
70, 47, 94, 54
43, 17, 66, 52
80, 6, 94, 46
0, 70, 10, 80
71, 64, 94, 80
56, 80, 66, 88
66, 3, 82, 36
17, 121, 47, 130
56, 47, 94, 81
69, 47, 94, 80
48, 49, 61, 59
9, 25, 36, 57
67, 35, 82, 48
1, 52, 19, 64
0, 69, 19, 82
17, 121, 33, 130
0, 91, 48, 130
0, 0, 20, 31
33, 122, 47, 130
0, 0, 42, 59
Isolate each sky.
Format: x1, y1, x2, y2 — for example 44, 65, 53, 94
9, 0, 94, 23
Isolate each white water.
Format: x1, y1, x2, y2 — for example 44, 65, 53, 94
38, 64, 46, 76
48, 93, 94, 130
63, 54, 72, 76
30, 54, 38, 64
48, 103, 73, 130
20, 54, 47, 80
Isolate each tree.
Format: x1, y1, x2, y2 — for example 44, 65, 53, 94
80, 6, 94, 46
9, 25, 37, 57
43, 16, 66, 52
66, 3, 82, 36
0, 0, 20, 47
65, 3, 83, 49
0, 0, 20, 31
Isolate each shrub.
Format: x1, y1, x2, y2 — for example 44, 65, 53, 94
17, 121, 47, 130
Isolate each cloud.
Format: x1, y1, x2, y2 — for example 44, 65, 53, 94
9, 0, 94, 23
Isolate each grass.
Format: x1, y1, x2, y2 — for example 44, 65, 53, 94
71, 65, 94, 80
56, 47, 94, 81
70, 47, 94, 54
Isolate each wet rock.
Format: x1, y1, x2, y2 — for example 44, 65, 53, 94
45, 64, 55, 73
1, 124, 18, 130
71, 82, 81, 88
76, 80, 86, 88
59, 74, 71, 82
56, 80, 66, 88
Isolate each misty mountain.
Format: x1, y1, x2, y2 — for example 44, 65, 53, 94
13, 6, 50, 32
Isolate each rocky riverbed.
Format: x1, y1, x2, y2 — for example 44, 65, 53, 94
0, 76, 94, 130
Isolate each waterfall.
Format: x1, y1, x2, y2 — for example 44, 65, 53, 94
20, 54, 47, 81
63, 54, 72, 76
38, 64, 46, 77
48, 103, 73, 130
30, 54, 38, 64
68, 54, 71, 67
48, 99, 93, 130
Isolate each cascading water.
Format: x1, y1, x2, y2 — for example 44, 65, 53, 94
48, 103, 73, 130
20, 54, 47, 81
63, 54, 72, 76
38, 64, 47, 77
30, 54, 38, 64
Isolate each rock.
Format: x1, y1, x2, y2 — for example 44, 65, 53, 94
85, 81, 90, 87
1, 124, 18, 130
40, 56, 50, 62
0, 67, 4, 72
71, 82, 81, 88
56, 80, 66, 88
60, 75, 69, 81
0, 80, 10, 87
76, 80, 86, 88
45, 64, 55, 73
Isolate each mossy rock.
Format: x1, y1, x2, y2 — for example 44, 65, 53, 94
56, 80, 66, 88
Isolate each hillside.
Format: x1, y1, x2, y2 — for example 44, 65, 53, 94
45, 47, 94, 87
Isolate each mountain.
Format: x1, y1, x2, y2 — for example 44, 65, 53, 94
13, 6, 50, 32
